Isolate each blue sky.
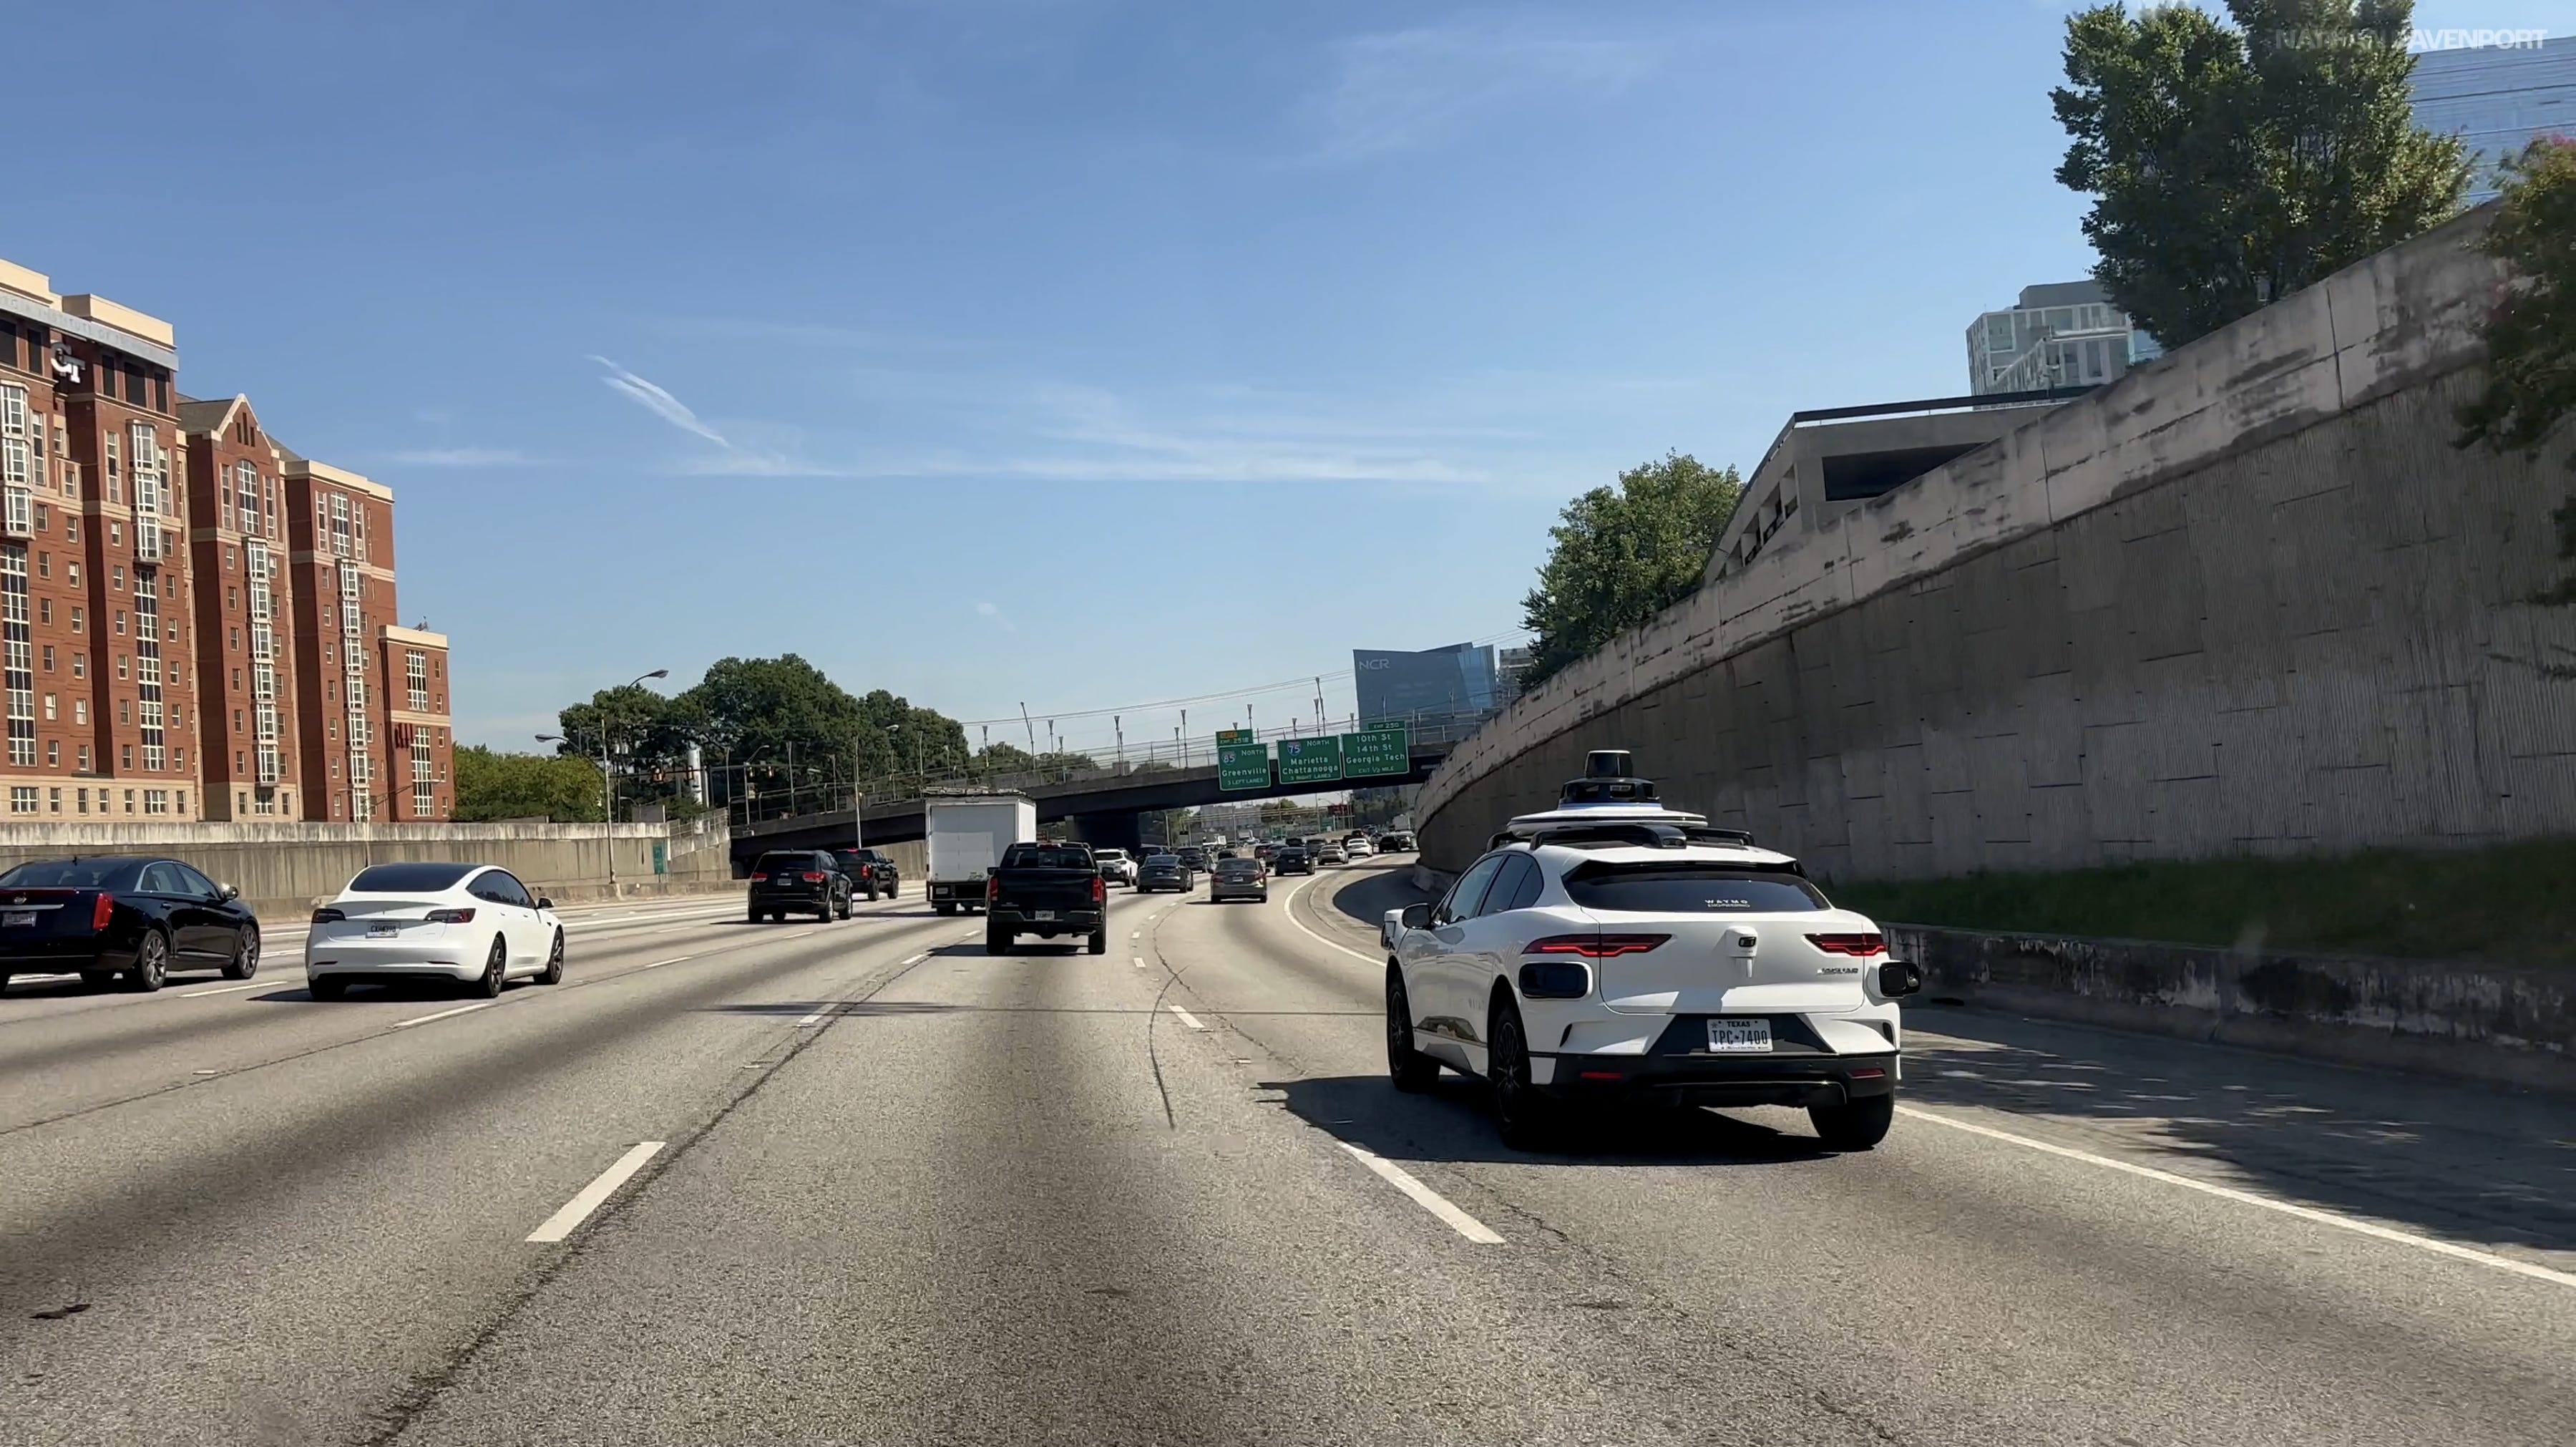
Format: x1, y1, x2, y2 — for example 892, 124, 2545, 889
16, 0, 2559, 757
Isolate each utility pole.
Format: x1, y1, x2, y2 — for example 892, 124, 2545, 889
1314, 676, 1324, 730
1115, 714, 1123, 763
1020, 702, 1037, 751
1180, 708, 1188, 766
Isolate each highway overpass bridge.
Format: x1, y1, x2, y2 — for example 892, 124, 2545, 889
731, 734, 1461, 867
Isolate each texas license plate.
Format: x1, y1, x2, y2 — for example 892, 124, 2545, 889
1033, 910, 1056, 922
2, 910, 31, 927
1707, 1018, 1774, 1053
369, 922, 399, 937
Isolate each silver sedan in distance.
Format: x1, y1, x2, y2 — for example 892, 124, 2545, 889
1209, 857, 1269, 903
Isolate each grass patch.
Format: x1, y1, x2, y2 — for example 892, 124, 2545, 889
1828, 839, 2576, 967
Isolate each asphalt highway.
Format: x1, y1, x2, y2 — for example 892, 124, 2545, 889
3, 864, 2569, 1446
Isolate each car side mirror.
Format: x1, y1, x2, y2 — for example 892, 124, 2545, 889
1400, 903, 1433, 931
1878, 960, 1923, 998
218, 883, 240, 902
537, 897, 555, 911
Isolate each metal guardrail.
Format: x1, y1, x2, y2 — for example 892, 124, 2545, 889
726, 710, 1493, 830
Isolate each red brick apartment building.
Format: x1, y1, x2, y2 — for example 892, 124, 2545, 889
0, 253, 454, 824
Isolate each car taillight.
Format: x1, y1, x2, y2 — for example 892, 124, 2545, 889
986, 876, 1000, 902
311, 906, 345, 925
750, 873, 769, 883
1091, 876, 1105, 902
426, 907, 477, 925
802, 872, 826, 883
92, 893, 116, 931
1807, 932, 1886, 957
1526, 933, 1668, 958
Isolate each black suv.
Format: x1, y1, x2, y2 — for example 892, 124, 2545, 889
829, 847, 900, 901
1273, 843, 1314, 874
748, 850, 853, 922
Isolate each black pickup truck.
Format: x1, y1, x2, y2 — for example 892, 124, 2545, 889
829, 847, 900, 901
984, 842, 1106, 955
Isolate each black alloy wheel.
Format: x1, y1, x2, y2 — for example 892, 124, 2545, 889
537, 930, 565, 985
129, 930, 170, 993
473, 936, 507, 998
223, 927, 261, 980
1488, 1000, 1558, 1151
1386, 968, 1438, 1092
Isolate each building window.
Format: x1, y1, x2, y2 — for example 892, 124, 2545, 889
45, 741, 57, 766
39, 645, 50, 671
70, 653, 83, 679
0, 547, 30, 768
114, 610, 125, 635
111, 563, 123, 589
36, 598, 47, 625
9, 786, 34, 814
143, 789, 167, 815
64, 562, 77, 588
177, 789, 186, 816
34, 551, 44, 579
40, 693, 52, 720
69, 605, 81, 633
47, 786, 59, 813
119, 701, 130, 725
63, 515, 75, 542
233, 709, 243, 733
123, 788, 135, 814
122, 743, 133, 769
29, 505, 41, 531
72, 699, 84, 724
407, 648, 427, 711
117, 655, 128, 681
76, 744, 88, 771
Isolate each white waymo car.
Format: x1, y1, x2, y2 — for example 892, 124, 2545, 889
1384, 751, 1921, 1149
306, 861, 565, 1000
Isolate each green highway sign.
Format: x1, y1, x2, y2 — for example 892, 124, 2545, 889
1275, 736, 1344, 786
1342, 724, 1411, 778
1215, 728, 1254, 744
1216, 741, 1271, 791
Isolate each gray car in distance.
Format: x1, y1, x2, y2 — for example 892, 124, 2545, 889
1209, 857, 1269, 903
1136, 854, 1197, 892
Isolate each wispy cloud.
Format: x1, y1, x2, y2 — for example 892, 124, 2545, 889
386, 446, 537, 467
976, 601, 1018, 634
1304, 19, 1659, 162
588, 356, 730, 446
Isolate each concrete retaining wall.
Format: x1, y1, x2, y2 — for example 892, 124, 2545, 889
1418, 208, 2576, 882
1890, 924, 2575, 1093
0, 817, 737, 922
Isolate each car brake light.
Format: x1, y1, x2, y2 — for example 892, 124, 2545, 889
426, 907, 477, 924
987, 876, 1000, 902
311, 906, 345, 925
92, 893, 116, 931
802, 872, 827, 883
1807, 932, 1886, 957
1091, 875, 1106, 902
1526, 933, 1667, 958
751, 873, 768, 883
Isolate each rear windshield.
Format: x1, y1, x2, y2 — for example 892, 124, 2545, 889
1002, 844, 1092, 869
348, 862, 479, 893
835, 849, 885, 864
1095, 849, 1128, 860
1141, 854, 1179, 866
1216, 860, 1261, 876
0, 858, 142, 890
754, 854, 819, 874
1562, 864, 1830, 914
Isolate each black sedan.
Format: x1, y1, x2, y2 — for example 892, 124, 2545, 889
1136, 854, 1198, 892
1272, 844, 1314, 875
0, 855, 263, 993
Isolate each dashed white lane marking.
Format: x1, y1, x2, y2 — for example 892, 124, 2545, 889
1130, 930, 1141, 940
177, 982, 264, 998
796, 1008, 829, 1026
524, 1141, 666, 1243
1895, 1105, 2576, 1290
389, 1000, 499, 1029
1336, 1141, 1505, 1244
643, 955, 694, 970
1132, 955, 1148, 970
1167, 1004, 1207, 1031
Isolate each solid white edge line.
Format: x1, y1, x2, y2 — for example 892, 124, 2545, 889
902, 953, 927, 965
1279, 876, 1384, 965
1337, 1141, 1505, 1244
523, 1141, 667, 1243
1168, 1004, 1207, 1031
1893, 1105, 2576, 1290
177, 982, 263, 998
389, 999, 499, 1028
642, 955, 694, 970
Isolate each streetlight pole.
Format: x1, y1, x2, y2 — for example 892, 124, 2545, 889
592, 668, 670, 902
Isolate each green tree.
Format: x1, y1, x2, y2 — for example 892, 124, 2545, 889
454, 746, 605, 822
1520, 452, 1742, 687
2456, 137, 2576, 603
555, 683, 703, 819
2053, 1, 2470, 350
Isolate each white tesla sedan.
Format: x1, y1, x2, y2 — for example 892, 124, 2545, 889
305, 861, 565, 1000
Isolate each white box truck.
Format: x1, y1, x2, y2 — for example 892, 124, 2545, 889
925, 793, 1038, 915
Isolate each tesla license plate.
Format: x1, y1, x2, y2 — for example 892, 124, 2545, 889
369, 922, 399, 937
1033, 910, 1056, 922
1707, 1018, 1774, 1053
2, 910, 31, 928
